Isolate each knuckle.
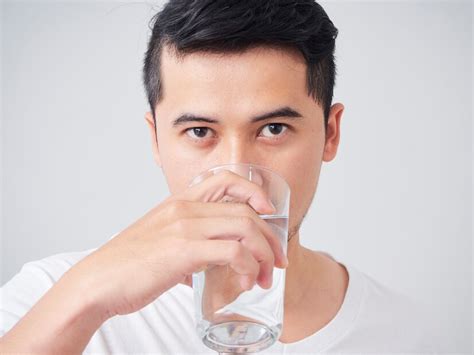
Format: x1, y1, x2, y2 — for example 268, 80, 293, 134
236, 202, 255, 217
172, 237, 187, 256
167, 200, 188, 217
238, 215, 256, 230
228, 241, 243, 259
171, 218, 188, 234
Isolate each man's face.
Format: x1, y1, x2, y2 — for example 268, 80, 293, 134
146, 44, 343, 239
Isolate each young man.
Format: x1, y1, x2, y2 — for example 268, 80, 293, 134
1, 1, 440, 353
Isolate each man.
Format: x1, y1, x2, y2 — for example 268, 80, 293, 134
1, 1, 440, 353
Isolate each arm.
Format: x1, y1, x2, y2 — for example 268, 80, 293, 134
0, 267, 107, 354
1, 171, 286, 353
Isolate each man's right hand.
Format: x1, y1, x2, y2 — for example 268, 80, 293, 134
69, 169, 289, 321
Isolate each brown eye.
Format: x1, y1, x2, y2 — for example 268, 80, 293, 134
185, 127, 211, 139
260, 123, 288, 138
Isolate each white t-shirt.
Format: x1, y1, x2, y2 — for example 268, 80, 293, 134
1, 238, 446, 354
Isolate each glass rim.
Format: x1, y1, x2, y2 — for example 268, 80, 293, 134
190, 162, 290, 191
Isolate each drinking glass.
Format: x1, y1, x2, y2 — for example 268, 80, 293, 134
188, 163, 290, 354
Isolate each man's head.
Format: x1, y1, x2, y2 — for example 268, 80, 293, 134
142, 0, 344, 242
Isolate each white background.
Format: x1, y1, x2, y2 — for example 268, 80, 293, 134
1, 0, 472, 352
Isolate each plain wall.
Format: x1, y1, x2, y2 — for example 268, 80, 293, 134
1, 1, 472, 352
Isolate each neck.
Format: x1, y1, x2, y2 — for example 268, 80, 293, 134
283, 232, 317, 307
279, 231, 349, 343
283, 231, 348, 309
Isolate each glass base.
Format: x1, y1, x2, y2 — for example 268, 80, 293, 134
202, 320, 277, 353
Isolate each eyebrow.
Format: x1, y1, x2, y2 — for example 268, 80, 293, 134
171, 106, 303, 127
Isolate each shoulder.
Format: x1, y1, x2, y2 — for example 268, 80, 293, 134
359, 270, 427, 324
348, 265, 446, 352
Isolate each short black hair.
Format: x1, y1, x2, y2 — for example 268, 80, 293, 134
143, 0, 339, 131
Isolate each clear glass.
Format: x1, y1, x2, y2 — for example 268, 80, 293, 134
188, 163, 291, 354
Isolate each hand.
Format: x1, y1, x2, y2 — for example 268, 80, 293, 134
69, 169, 289, 321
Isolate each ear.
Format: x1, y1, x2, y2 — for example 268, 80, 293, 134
322, 103, 344, 162
145, 111, 162, 167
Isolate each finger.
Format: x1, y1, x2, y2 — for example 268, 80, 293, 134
170, 216, 276, 289
163, 200, 288, 269
175, 169, 277, 215
203, 216, 275, 289
228, 203, 287, 269
190, 240, 260, 290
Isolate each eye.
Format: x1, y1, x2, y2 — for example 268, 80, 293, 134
184, 127, 213, 140
260, 123, 288, 138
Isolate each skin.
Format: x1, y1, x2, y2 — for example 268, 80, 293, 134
144, 44, 347, 343
0, 44, 347, 352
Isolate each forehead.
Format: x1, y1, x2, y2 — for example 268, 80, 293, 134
158, 44, 310, 113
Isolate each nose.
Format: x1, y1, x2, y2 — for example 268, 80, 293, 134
215, 136, 265, 187
218, 135, 253, 167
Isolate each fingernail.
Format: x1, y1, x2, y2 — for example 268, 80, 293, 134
283, 255, 289, 267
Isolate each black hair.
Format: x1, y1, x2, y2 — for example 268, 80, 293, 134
143, 0, 339, 131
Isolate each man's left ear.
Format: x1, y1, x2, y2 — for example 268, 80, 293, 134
322, 103, 344, 162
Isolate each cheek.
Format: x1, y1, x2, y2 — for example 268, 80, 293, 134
280, 134, 324, 225
287, 162, 320, 223
158, 136, 208, 194
162, 159, 208, 195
